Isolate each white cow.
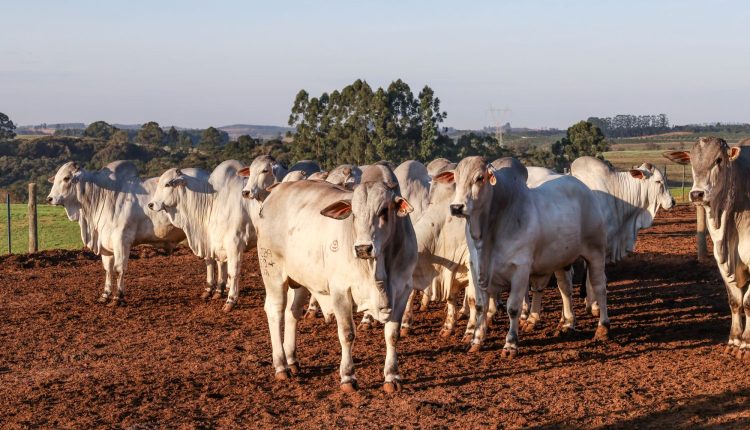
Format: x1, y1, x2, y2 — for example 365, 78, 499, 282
148, 160, 255, 312
571, 156, 674, 315
256, 180, 418, 392
438, 156, 610, 355
47, 161, 187, 305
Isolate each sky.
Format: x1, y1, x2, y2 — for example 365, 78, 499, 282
2, 0, 749, 130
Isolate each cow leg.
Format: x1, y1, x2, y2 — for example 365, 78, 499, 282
213, 261, 228, 300
555, 269, 577, 335
456, 288, 469, 321
223, 250, 241, 312
284, 287, 310, 374
462, 292, 477, 343
332, 290, 357, 392
383, 288, 409, 393
520, 293, 530, 325
419, 289, 431, 311
501, 267, 531, 358
107, 238, 130, 306
98, 255, 114, 303
523, 276, 549, 333
304, 296, 320, 319
357, 313, 375, 331
400, 289, 417, 337
439, 290, 458, 337
264, 280, 290, 379
586, 259, 610, 341
724, 283, 744, 355
202, 259, 217, 300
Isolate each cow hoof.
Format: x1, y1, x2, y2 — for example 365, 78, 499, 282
383, 380, 402, 393
593, 325, 609, 342
201, 290, 212, 300
340, 381, 358, 393
521, 321, 536, 333
456, 312, 466, 321
501, 348, 517, 359
304, 309, 318, 319
357, 322, 371, 332
735, 348, 744, 360
461, 333, 473, 344
274, 370, 291, 381
288, 363, 300, 375
438, 328, 451, 338
591, 308, 600, 318
400, 327, 410, 338
222, 302, 235, 313
212, 291, 223, 300
724, 344, 737, 355
107, 297, 123, 307
467, 343, 481, 353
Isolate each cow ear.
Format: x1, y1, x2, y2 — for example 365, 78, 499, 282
728, 146, 741, 161
48, 176, 56, 184
168, 177, 186, 187
394, 196, 414, 217
629, 169, 646, 180
663, 151, 691, 164
433, 170, 455, 184
487, 165, 497, 185
237, 167, 250, 177
320, 200, 352, 220
266, 182, 281, 193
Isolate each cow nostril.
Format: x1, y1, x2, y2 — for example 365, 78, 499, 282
46, 197, 53, 203
148, 203, 154, 209
242, 190, 251, 198
355, 244, 374, 256
449, 204, 464, 215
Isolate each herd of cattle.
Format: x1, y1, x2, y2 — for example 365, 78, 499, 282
44, 136, 747, 392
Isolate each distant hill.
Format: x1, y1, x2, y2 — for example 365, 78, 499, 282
218, 124, 294, 140
16, 122, 294, 140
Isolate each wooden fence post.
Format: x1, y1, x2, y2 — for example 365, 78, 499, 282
28, 183, 38, 253
5, 194, 10, 254
696, 205, 708, 261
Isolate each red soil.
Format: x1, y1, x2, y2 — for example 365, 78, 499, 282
1, 205, 749, 429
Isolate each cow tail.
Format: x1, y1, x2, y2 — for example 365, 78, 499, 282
579, 261, 588, 299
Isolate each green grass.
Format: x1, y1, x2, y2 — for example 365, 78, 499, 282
0, 203, 82, 254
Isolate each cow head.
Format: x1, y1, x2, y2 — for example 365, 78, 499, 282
238, 155, 283, 201
148, 168, 187, 212
668, 137, 741, 207
629, 163, 675, 210
435, 156, 495, 220
321, 182, 412, 259
47, 161, 83, 221
321, 181, 413, 322
326, 164, 362, 189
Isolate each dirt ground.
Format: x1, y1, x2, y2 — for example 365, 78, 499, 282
2, 205, 750, 429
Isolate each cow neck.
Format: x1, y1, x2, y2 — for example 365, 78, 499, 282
486, 169, 529, 240
174, 176, 216, 258
75, 170, 127, 254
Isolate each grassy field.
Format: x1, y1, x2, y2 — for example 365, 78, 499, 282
0, 203, 81, 254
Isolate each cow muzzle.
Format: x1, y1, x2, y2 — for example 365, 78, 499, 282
242, 190, 254, 199
690, 190, 705, 203
47, 196, 61, 205
450, 203, 466, 217
354, 243, 375, 259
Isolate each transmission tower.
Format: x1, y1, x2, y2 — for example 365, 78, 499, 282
487, 105, 512, 147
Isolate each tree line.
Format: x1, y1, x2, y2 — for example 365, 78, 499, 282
587, 114, 670, 138
0, 79, 611, 200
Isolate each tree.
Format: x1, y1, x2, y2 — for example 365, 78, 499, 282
548, 120, 608, 170
109, 129, 130, 146
0, 112, 17, 140
83, 121, 117, 140
198, 127, 228, 151
136, 121, 165, 147
417, 86, 447, 160
166, 126, 180, 147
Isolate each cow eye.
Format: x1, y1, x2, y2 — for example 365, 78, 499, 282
475, 174, 484, 183
377, 208, 388, 220
63, 176, 70, 182
261, 169, 269, 173
165, 182, 172, 188
655, 180, 662, 184
716, 157, 722, 166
